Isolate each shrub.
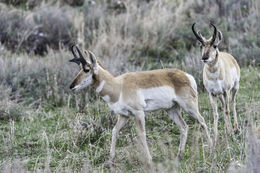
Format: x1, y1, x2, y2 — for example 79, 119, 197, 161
0, 4, 75, 55
1, 0, 259, 65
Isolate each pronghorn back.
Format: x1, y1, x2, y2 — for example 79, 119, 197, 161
116, 68, 198, 112
120, 69, 196, 96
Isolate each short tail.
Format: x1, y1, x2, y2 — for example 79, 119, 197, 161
185, 73, 198, 99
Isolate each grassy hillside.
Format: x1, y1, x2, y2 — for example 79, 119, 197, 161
0, 0, 260, 172
0, 50, 259, 172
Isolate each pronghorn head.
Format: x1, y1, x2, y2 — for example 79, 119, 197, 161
69, 45, 98, 91
192, 23, 222, 64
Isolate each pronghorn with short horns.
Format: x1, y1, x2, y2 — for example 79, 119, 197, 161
192, 23, 240, 143
69, 45, 213, 165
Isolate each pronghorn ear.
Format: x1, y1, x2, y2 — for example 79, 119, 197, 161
84, 50, 98, 73
88, 51, 97, 65
198, 31, 206, 42
216, 31, 222, 45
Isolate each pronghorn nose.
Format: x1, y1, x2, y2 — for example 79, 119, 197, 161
202, 59, 208, 63
202, 55, 209, 62
70, 84, 75, 90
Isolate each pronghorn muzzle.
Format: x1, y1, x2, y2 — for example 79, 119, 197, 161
70, 81, 77, 90
202, 53, 210, 62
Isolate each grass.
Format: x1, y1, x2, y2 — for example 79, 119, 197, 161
0, 0, 259, 172
0, 66, 259, 172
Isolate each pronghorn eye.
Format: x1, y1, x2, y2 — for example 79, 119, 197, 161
200, 45, 203, 49
213, 45, 217, 49
83, 69, 90, 73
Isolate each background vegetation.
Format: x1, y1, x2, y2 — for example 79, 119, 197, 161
0, 0, 259, 172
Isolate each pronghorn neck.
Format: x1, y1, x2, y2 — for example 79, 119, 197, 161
204, 51, 222, 80
205, 50, 219, 73
92, 66, 120, 103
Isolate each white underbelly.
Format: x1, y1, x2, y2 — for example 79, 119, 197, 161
102, 86, 177, 115
139, 86, 176, 111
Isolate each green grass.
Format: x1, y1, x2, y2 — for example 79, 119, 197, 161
0, 67, 259, 172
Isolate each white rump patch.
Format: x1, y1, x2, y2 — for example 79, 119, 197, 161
185, 73, 197, 93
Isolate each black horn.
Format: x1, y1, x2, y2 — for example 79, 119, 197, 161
210, 23, 217, 45
69, 45, 87, 66
69, 45, 80, 65
75, 46, 86, 63
192, 23, 204, 45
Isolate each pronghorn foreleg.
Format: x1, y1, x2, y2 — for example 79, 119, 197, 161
209, 94, 219, 145
222, 92, 233, 135
110, 114, 128, 162
218, 95, 225, 111
134, 110, 152, 166
231, 88, 239, 132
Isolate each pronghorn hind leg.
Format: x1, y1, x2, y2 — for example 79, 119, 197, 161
222, 92, 233, 135
231, 87, 239, 133
184, 102, 213, 149
168, 106, 188, 159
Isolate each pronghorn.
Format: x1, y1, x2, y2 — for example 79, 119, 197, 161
69, 45, 212, 165
192, 23, 240, 143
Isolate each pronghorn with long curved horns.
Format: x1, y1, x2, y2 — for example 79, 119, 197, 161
69, 45, 213, 166
192, 23, 240, 143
